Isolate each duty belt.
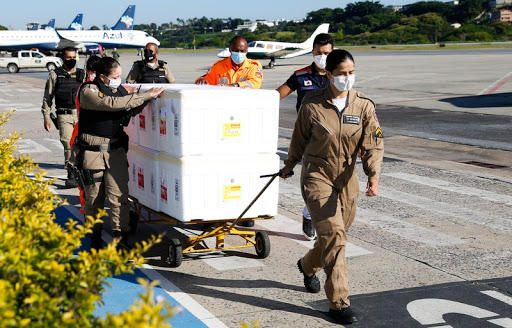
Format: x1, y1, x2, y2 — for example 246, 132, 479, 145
77, 139, 122, 152
56, 109, 74, 115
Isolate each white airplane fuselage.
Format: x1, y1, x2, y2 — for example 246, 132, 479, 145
0, 29, 159, 51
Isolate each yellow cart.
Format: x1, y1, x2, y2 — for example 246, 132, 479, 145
129, 172, 280, 267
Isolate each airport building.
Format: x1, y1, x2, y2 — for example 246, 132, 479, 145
492, 8, 512, 20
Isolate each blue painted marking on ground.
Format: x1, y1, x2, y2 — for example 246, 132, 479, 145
52, 205, 208, 328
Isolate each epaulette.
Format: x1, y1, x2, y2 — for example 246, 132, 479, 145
357, 92, 376, 108
295, 66, 312, 76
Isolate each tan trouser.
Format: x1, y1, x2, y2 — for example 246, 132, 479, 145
57, 111, 77, 163
301, 177, 358, 310
83, 151, 130, 233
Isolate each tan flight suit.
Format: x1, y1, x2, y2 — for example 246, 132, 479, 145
283, 86, 384, 310
41, 68, 80, 164
125, 60, 175, 84
70, 83, 153, 233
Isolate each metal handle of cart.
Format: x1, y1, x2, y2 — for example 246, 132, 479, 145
228, 169, 293, 230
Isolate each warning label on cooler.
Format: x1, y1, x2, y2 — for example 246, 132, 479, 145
139, 113, 146, 131
160, 119, 166, 135
160, 178, 168, 203
223, 122, 241, 137
137, 168, 145, 190
223, 184, 241, 200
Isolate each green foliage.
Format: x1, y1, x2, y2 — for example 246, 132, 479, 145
0, 25, 8, 31
0, 111, 174, 327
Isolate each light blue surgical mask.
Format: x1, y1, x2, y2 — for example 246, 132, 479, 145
231, 51, 246, 64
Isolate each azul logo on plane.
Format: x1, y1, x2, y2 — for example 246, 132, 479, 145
120, 15, 134, 30
70, 23, 82, 30
103, 32, 123, 40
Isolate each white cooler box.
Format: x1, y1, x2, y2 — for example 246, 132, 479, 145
158, 153, 280, 222
127, 143, 160, 212
126, 84, 279, 156
124, 112, 139, 145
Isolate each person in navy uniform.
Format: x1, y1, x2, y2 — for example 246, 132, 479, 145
276, 33, 334, 240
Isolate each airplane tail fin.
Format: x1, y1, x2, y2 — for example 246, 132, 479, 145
28, 23, 39, 31
299, 23, 330, 48
67, 14, 83, 30
45, 19, 55, 30
111, 5, 135, 30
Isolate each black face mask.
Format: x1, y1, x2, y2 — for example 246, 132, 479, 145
143, 49, 155, 62
63, 59, 76, 69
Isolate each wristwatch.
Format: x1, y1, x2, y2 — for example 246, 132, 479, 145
232, 82, 239, 87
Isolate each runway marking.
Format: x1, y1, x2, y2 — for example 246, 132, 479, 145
173, 227, 265, 271
44, 137, 64, 149
370, 182, 512, 233
481, 290, 512, 307
356, 208, 465, 247
478, 71, 512, 95
17, 139, 51, 153
257, 213, 374, 257
384, 172, 512, 206
280, 181, 465, 247
51, 191, 228, 328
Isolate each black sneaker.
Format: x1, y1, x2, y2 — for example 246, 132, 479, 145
297, 259, 320, 293
328, 307, 357, 325
237, 220, 254, 227
302, 216, 316, 240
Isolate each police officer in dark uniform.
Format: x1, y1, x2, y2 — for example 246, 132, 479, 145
69, 57, 165, 251
42, 47, 85, 188
276, 33, 334, 240
125, 42, 175, 84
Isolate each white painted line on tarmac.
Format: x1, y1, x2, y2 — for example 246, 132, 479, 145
141, 264, 229, 328
481, 290, 512, 307
173, 227, 266, 271
357, 208, 465, 247
17, 139, 51, 153
384, 172, 512, 206
369, 183, 512, 233
257, 213, 374, 257
478, 71, 512, 95
43, 137, 64, 149
50, 190, 228, 328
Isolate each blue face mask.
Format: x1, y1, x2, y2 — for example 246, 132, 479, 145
231, 51, 246, 64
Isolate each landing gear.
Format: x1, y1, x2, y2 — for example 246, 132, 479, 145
268, 58, 275, 68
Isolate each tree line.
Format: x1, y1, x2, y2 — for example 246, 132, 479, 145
133, 0, 512, 48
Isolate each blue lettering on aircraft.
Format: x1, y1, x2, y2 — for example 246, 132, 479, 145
102, 32, 123, 40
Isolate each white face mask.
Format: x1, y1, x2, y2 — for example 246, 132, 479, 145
108, 77, 122, 89
333, 75, 355, 91
313, 55, 327, 70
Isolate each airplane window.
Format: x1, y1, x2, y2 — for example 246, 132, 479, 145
247, 41, 256, 47
276, 45, 284, 49
266, 44, 273, 49
256, 43, 264, 48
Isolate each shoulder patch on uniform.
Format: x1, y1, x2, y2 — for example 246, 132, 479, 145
255, 72, 262, 79
374, 127, 383, 138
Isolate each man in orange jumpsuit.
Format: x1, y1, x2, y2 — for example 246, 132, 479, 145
195, 36, 263, 89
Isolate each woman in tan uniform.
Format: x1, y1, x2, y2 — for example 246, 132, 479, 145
280, 49, 384, 325
71, 57, 164, 251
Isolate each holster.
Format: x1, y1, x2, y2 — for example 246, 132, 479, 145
50, 112, 59, 130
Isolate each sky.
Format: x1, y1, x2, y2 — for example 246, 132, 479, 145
0, 0, 412, 30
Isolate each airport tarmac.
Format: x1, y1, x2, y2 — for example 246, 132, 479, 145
1, 49, 511, 327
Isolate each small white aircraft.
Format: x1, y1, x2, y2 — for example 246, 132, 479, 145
217, 23, 329, 68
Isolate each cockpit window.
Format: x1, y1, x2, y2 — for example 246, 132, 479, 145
247, 41, 256, 47
255, 43, 264, 48
144, 33, 149, 37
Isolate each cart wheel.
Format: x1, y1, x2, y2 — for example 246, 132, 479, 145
255, 231, 271, 258
129, 210, 139, 235
168, 238, 183, 267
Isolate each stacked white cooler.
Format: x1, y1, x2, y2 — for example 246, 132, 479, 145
125, 84, 280, 222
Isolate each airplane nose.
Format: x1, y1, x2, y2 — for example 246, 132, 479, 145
152, 37, 160, 46
217, 47, 230, 58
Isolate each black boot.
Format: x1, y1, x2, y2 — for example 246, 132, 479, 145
113, 231, 133, 251
328, 306, 357, 325
64, 169, 78, 189
90, 229, 103, 251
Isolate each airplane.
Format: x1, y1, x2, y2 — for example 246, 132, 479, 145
0, 6, 156, 54
67, 14, 83, 31
217, 23, 330, 68
111, 5, 135, 30
44, 19, 56, 31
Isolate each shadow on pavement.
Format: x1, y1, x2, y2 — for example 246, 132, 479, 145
439, 92, 512, 108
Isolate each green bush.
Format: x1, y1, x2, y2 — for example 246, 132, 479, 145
0, 111, 174, 327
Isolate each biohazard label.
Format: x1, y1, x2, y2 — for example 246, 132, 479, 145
139, 113, 146, 131
160, 119, 166, 135
223, 122, 241, 137
137, 167, 144, 190
223, 184, 241, 200
160, 178, 168, 203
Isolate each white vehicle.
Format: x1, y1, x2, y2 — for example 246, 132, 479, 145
0, 50, 61, 73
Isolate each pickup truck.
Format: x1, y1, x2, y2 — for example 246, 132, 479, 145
0, 50, 62, 73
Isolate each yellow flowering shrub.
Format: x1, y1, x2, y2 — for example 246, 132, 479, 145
0, 111, 174, 327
